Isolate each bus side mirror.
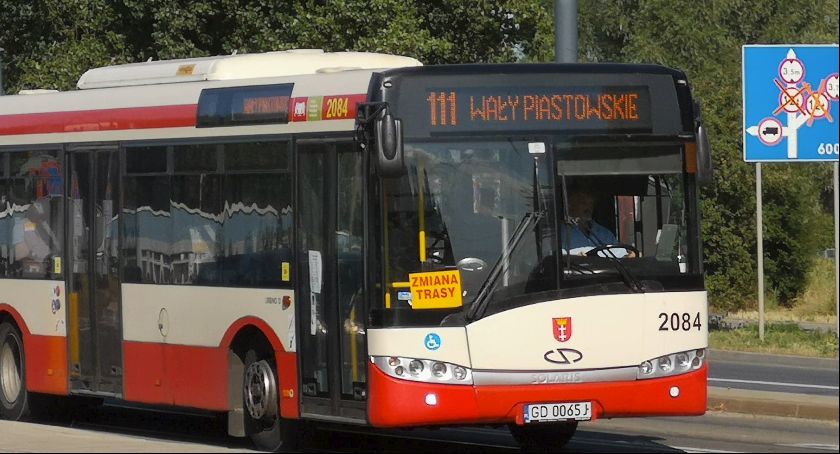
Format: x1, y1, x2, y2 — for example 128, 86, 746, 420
375, 113, 405, 177
696, 125, 713, 186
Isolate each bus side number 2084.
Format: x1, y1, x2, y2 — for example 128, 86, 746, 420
658, 312, 702, 332
325, 97, 349, 119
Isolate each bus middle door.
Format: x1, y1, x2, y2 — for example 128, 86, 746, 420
67, 148, 123, 396
296, 140, 367, 422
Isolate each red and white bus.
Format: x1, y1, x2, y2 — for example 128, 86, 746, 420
0, 50, 712, 451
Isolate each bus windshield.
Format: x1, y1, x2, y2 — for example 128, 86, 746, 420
377, 139, 701, 327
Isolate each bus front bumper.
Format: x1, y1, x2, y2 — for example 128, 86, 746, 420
367, 364, 707, 427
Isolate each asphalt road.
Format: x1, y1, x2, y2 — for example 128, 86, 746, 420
0, 403, 837, 453
708, 350, 839, 396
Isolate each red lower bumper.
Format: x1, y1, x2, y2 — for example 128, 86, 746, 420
368, 364, 707, 427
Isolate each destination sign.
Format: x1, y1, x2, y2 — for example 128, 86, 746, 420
197, 83, 293, 128
424, 87, 651, 133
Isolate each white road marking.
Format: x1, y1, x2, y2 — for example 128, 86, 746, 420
778, 443, 840, 451
671, 447, 740, 453
709, 378, 840, 390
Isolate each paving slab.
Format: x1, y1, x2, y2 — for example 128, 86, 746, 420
0, 420, 254, 453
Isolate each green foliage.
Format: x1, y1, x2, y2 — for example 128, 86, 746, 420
0, 0, 547, 94
794, 258, 839, 317
576, 0, 838, 310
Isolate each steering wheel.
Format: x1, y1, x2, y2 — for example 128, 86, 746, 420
585, 243, 640, 258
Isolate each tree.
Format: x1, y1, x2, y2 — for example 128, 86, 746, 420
573, 0, 838, 310
0, 0, 547, 94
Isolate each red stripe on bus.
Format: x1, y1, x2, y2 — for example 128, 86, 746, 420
0, 105, 198, 136
123, 319, 297, 416
123, 342, 169, 405
276, 350, 300, 419
123, 341, 228, 410
367, 363, 707, 427
0, 304, 69, 396
24, 335, 69, 396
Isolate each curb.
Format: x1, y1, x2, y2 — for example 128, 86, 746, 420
708, 386, 839, 421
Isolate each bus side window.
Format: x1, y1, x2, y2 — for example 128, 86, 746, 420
0, 151, 64, 279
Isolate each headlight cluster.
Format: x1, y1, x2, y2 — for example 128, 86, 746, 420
637, 348, 705, 380
372, 356, 473, 385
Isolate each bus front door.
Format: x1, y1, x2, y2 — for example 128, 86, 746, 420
66, 148, 123, 396
296, 141, 367, 422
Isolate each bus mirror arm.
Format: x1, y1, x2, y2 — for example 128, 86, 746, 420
695, 124, 714, 187
692, 100, 713, 187
374, 113, 405, 177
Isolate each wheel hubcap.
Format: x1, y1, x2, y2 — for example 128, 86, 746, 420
1, 336, 22, 404
244, 360, 278, 420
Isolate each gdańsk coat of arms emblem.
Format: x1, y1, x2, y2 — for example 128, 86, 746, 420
553, 317, 572, 342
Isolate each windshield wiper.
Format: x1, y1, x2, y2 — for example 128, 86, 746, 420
466, 210, 544, 322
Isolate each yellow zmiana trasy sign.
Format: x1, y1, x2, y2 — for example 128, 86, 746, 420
408, 270, 463, 309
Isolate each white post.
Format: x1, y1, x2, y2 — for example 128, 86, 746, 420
756, 163, 765, 341
834, 161, 839, 340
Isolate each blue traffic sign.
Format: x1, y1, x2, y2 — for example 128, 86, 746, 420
743, 45, 839, 162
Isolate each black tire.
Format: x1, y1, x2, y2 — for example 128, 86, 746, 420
509, 421, 578, 452
0, 321, 30, 421
243, 349, 299, 452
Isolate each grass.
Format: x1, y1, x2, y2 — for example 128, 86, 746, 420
793, 258, 837, 317
726, 308, 837, 325
722, 258, 837, 325
710, 322, 838, 358
710, 259, 838, 358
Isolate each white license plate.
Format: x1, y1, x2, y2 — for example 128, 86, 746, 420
524, 401, 592, 423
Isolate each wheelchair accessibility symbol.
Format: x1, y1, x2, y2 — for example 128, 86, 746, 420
424, 333, 442, 351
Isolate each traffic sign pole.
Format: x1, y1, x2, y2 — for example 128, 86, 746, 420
834, 161, 839, 340
756, 163, 765, 341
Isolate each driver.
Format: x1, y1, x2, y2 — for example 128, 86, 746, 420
563, 190, 625, 257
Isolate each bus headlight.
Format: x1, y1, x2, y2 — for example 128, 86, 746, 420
637, 348, 706, 380
409, 360, 424, 375
676, 353, 690, 370
372, 356, 473, 385
453, 366, 468, 381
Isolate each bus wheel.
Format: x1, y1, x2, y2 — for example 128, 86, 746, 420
509, 421, 578, 452
0, 321, 29, 421
243, 349, 297, 451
